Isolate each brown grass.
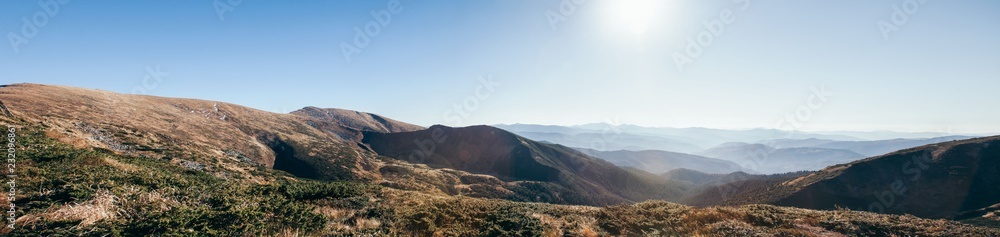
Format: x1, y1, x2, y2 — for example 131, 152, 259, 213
103, 156, 140, 172
26, 190, 121, 227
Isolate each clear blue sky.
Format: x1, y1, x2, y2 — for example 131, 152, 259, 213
2, 0, 998, 133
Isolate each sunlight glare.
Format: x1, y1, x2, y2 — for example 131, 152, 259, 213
611, 0, 661, 37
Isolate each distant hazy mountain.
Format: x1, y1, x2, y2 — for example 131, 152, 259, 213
810, 130, 975, 141
575, 123, 865, 147
494, 124, 705, 153
575, 148, 751, 175
761, 136, 979, 157
489, 123, 589, 135
759, 138, 841, 149
515, 131, 703, 153
495, 123, 864, 151
698, 143, 866, 174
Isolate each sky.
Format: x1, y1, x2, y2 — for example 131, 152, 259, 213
1, 0, 998, 133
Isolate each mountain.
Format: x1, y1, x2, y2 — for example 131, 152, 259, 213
574, 123, 865, 147
812, 130, 973, 141
0, 83, 384, 181
759, 138, 841, 149
490, 123, 589, 135
2, 83, 997, 236
695, 136, 1000, 221
773, 135, 1000, 219
520, 131, 705, 153
361, 125, 688, 206
762, 136, 979, 157
576, 148, 751, 175
698, 143, 866, 174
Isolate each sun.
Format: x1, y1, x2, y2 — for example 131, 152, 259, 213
609, 0, 662, 37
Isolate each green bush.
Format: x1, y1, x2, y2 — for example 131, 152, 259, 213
481, 206, 545, 237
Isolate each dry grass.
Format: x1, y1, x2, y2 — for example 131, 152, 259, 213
132, 188, 181, 213
354, 217, 382, 230
102, 156, 140, 172
23, 190, 121, 227
275, 228, 303, 237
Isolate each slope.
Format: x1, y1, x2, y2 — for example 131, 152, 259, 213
694, 136, 1000, 221
772, 135, 1000, 219
0, 83, 381, 181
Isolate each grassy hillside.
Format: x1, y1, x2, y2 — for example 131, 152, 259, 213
0, 84, 377, 182
4, 121, 375, 236
686, 135, 1000, 223
774, 135, 1000, 219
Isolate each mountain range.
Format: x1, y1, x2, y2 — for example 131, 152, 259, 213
499, 123, 980, 174
494, 123, 864, 150
1, 83, 997, 236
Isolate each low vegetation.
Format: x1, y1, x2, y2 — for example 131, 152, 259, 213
7, 122, 375, 236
